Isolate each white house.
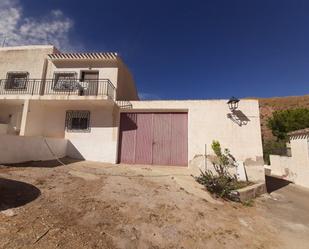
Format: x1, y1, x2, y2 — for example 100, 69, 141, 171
270, 128, 309, 188
0, 45, 265, 182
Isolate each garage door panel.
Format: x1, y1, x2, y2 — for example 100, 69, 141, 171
171, 113, 188, 166
118, 113, 137, 164
135, 113, 153, 164
152, 113, 172, 165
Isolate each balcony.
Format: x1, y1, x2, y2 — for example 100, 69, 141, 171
0, 79, 115, 99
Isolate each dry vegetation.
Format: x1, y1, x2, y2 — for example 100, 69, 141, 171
0, 160, 281, 249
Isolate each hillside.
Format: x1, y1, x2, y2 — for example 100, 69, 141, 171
258, 95, 309, 141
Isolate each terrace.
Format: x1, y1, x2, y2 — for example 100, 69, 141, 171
0, 78, 115, 100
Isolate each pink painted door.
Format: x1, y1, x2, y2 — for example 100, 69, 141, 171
118, 113, 188, 166
135, 113, 153, 164
170, 113, 188, 166
118, 113, 137, 164
152, 113, 172, 165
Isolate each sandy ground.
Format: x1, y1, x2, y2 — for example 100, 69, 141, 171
0, 159, 308, 249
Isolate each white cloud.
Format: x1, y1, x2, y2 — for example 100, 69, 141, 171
0, 0, 78, 51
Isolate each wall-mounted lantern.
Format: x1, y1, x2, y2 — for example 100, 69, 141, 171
227, 96, 240, 111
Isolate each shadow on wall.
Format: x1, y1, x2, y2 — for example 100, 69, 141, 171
119, 113, 138, 131
66, 140, 86, 160
227, 110, 250, 126
0, 178, 41, 211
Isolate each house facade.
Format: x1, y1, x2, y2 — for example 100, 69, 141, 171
0, 45, 264, 181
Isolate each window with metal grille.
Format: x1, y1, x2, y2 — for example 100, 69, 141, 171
5, 72, 29, 89
65, 111, 90, 132
53, 72, 77, 91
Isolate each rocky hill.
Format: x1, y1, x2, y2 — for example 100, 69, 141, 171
258, 95, 309, 141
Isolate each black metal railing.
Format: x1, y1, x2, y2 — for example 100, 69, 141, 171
0, 79, 41, 95
0, 79, 116, 99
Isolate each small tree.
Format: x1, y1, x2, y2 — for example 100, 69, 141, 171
210, 140, 237, 177
264, 108, 309, 164
196, 141, 249, 200
267, 108, 309, 140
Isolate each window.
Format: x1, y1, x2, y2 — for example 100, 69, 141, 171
5, 72, 29, 89
53, 72, 77, 91
65, 111, 90, 132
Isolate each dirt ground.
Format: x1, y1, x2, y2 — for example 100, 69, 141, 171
0, 159, 308, 249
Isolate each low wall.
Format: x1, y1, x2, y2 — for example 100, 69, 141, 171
0, 135, 68, 164
269, 155, 296, 183
189, 155, 265, 182
269, 155, 292, 177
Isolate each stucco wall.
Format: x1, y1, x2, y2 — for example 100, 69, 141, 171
269, 155, 293, 178
127, 100, 263, 163
0, 102, 23, 134
22, 100, 119, 163
116, 59, 139, 100
290, 136, 309, 188
0, 135, 67, 164
270, 135, 309, 188
0, 45, 54, 79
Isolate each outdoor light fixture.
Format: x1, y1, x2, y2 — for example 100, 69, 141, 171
227, 96, 240, 111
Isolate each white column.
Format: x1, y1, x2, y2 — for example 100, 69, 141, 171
19, 99, 29, 136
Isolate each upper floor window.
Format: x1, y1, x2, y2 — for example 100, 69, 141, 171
53, 72, 77, 91
5, 72, 29, 90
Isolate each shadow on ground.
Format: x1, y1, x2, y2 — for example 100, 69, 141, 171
0, 178, 41, 211
1, 157, 83, 168
265, 175, 291, 193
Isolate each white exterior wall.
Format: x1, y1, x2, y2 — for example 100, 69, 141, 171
0, 135, 67, 164
290, 136, 309, 187
64, 106, 119, 163
0, 101, 23, 134
0, 45, 55, 79
269, 155, 293, 177
270, 135, 309, 188
128, 100, 263, 164
22, 100, 119, 163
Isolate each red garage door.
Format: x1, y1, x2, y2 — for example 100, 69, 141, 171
118, 112, 188, 166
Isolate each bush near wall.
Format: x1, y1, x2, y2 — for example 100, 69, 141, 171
263, 108, 309, 164
196, 141, 251, 201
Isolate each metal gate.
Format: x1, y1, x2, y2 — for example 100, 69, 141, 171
118, 112, 188, 166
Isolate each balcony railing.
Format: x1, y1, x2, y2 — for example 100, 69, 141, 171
0, 79, 115, 99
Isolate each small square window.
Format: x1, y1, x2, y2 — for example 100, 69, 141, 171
66, 111, 90, 132
5, 72, 29, 89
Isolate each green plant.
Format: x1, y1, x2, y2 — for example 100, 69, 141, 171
210, 140, 237, 177
263, 108, 309, 164
267, 108, 309, 140
196, 141, 250, 201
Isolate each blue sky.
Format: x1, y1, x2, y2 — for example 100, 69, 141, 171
1, 0, 309, 99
